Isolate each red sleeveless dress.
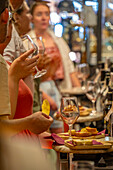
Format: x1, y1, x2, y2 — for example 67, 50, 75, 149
6, 61, 52, 148
12, 79, 39, 142
12, 79, 52, 148
14, 79, 33, 119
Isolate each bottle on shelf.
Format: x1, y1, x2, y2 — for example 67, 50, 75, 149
108, 72, 113, 93
104, 92, 112, 135
99, 60, 110, 95
96, 62, 106, 112
100, 76, 110, 112
102, 76, 110, 99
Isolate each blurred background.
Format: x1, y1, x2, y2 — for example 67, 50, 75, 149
26, 0, 113, 67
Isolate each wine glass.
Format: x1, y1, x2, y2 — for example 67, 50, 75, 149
22, 34, 47, 79
60, 97, 80, 140
86, 81, 99, 116
76, 63, 90, 90
34, 36, 45, 54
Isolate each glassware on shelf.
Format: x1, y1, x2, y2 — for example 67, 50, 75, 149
60, 97, 79, 140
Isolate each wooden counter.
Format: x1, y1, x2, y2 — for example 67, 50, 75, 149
52, 144, 113, 155
54, 112, 103, 123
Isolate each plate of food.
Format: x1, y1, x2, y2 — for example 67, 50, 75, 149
54, 106, 92, 121
79, 106, 92, 116
64, 139, 112, 150
58, 127, 105, 140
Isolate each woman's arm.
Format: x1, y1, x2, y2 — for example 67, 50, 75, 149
0, 112, 53, 136
41, 90, 58, 111
70, 72, 81, 87
8, 49, 38, 118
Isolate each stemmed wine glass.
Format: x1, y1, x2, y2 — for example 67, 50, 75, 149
60, 97, 80, 140
86, 81, 100, 116
76, 63, 90, 90
22, 34, 47, 79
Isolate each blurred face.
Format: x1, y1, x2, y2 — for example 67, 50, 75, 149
32, 5, 50, 32
17, 2, 32, 35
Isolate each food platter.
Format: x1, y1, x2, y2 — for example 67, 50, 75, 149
58, 132, 105, 140
64, 139, 112, 150
54, 106, 92, 120
58, 127, 105, 140
79, 106, 92, 116
52, 133, 113, 154
54, 111, 103, 123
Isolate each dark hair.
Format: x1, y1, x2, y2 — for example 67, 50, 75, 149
30, 2, 50, 16
0, 0, 8, 15
15, 2, 25, 15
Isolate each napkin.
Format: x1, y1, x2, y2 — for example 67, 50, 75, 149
51, 133, 64, 145
97, 129, 106, 135
44, 133, 64, 145
92, 140, 103, 145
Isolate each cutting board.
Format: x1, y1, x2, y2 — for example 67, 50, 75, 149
64, 139, 112, 150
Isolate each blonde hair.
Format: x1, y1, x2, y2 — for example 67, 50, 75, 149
30, 2, 50, 16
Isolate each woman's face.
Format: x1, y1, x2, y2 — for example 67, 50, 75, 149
32, 5, 50, 32
17, 2, 32, 35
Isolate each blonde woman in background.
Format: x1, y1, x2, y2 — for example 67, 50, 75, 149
27, 1, 81, 133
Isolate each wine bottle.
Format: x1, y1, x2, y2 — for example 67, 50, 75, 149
96, 64, 108, 112
102, 76, 110, 98
103, 92, 112, 135
108, 73, 113, 93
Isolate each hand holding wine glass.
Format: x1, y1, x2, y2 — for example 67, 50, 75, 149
60, 97, 80, 140
22, 34, 47, 79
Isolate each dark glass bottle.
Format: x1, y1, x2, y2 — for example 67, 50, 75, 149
104, 92, 112, 135
108, 73, 113, 93
102, 76, 110, 99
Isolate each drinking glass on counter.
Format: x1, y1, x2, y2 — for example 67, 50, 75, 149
76, 63, 90, 90
86, 81, 100, 116
60, 97, 79, 140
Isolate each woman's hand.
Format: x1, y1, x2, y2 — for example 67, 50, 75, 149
27, 111, 53, 134
8, 49, 38, 82
37, 53, 51, 71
